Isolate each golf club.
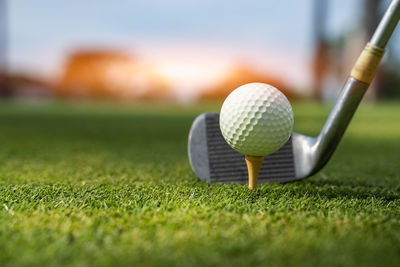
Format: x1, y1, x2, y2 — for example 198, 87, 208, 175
188, 0, 400, 184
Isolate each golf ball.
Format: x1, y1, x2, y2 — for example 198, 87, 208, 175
220, 82, 294, 156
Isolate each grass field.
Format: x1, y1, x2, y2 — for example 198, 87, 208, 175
0, 100, 399, 267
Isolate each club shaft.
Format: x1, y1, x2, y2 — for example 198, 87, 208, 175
309, 0, 400, 176
370, 0, 400, 48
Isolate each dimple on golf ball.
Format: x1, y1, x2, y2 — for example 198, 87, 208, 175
220, 82, 294, 156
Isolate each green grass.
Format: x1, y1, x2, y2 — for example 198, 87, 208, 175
0, 100, 399, 267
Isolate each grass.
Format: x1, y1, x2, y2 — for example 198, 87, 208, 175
0, 100, 399, 267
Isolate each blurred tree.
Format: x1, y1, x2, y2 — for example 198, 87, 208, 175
311, 0, 330, 100
380, 63, 400, 98
363, 0, 385, 99
5, 73, 51, 98
0, 0, 10, 98
57, 50, 171, 100
363, 0, 381, 36
200, 65, 298, 101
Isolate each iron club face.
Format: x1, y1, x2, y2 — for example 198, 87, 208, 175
188, 112, 298, 183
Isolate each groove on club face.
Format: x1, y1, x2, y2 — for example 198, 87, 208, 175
188, 113, 296, 184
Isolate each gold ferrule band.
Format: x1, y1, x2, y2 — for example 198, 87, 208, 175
350, 43, 385, 84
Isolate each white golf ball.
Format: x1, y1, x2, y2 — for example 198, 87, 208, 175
220, 82, 294, 156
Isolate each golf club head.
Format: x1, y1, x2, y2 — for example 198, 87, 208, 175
187, 0, 400, 185
188, 112, 312, 184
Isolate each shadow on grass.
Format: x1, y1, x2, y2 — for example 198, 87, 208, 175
271, 179, 400, 203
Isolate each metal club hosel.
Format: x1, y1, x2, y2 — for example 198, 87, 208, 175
293, 78, 369, 179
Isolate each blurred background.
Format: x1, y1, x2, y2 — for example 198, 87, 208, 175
0, 0, 399, 103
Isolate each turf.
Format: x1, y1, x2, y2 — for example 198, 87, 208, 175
0, 100, 399, 267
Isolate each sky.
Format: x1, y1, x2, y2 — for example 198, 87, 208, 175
7, 0, 400, 98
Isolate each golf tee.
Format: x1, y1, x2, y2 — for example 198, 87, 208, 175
245, 155, 264, 190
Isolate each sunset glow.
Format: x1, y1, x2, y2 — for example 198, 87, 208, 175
157, 63, 228, 86
154, 61, 231, 99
